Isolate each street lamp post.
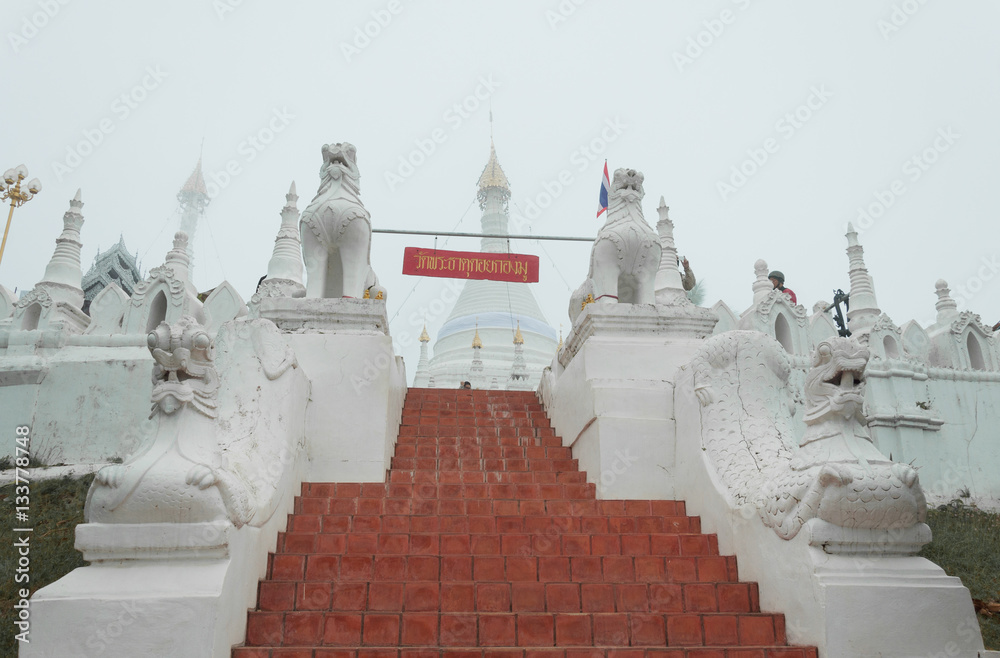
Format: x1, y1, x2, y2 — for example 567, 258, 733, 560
0, 164, 42, 269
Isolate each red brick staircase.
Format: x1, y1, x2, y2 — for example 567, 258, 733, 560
235, 389, 818, 658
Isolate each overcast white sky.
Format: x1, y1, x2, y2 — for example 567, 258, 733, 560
2, 1, 998, 379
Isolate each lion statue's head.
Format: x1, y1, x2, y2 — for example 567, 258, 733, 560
611, 168, 645, 202
319, 142, 361, 186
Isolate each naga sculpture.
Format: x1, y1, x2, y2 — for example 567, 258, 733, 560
569, 168, 661, 325
689, 331, 926, 539
299, 142, 384, 299
86, 316, 287, 527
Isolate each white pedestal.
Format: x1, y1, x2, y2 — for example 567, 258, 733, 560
24, 512, 291, 658
541, 303, 716, 499
257, 297, 406, 482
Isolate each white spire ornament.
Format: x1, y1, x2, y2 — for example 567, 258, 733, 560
257, 181, 306, 300
845, 223, 881, 334
653, 197, 690, 305
38, 188, 86, 308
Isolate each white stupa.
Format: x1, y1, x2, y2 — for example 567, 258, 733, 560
426, 141, 558, 388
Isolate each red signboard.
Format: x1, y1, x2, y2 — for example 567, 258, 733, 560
402, 247, 539, 283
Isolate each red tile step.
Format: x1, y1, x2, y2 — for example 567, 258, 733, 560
235, 389, 817, 657
233, 649, 817, 658
256, 580, 760, 613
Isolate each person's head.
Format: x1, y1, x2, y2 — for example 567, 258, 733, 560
768, 270, 785, 289
462, 381, 472, 389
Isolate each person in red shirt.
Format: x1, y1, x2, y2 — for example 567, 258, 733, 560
768, 270, 797, 305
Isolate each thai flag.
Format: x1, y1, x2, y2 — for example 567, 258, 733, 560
597, 161, 610, 218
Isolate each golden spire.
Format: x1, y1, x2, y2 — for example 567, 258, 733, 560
472, 318, 483, 349
477, 140, 510, 191
419, 324, 429, 343
557, 324, 563, 351
513, 321, 524, 345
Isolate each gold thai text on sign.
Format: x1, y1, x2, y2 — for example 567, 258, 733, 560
402, 247, 540, 283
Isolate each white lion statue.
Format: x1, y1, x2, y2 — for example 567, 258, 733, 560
569, 167, 661, 325
299, 142, 384, 299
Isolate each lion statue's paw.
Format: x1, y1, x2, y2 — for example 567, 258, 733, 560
185, 464, 218, 490
818, 463, 854, 487
95, 463, 128, 488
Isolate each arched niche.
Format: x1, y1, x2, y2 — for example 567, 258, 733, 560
883, 335, 900, 359
21, 303, 42, 331
145, 290, 168, 334
967, 332, 986, 371
774, 313, 793, 353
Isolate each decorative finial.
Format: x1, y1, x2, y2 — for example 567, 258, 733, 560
657, 196, 669, 222
477, 141, 510, 192
419, 324, 430, 342
179, 158, 209, 199
283, 181, 298, 211
934, 279, 959, 321
752, 259, 772, 305
164, 231, 192, 283
513, 321, 524, 345
557, 324, 563, 351
472, 319, 483, 349
846, 222, 860, 247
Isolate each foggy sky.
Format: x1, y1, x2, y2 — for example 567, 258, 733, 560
2, 1, 998, 379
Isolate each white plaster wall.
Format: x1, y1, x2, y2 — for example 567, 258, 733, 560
0, 346, 152, 465
287, 332, 406, 482
543, 335, 705, 500
869, 374, 1000, 508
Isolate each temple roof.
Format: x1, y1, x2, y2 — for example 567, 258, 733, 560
82, 234, 141, 300
477, 141, 509, 191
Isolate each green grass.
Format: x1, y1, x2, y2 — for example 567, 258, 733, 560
919, 500, 1000, 650
0, 474, 93, 657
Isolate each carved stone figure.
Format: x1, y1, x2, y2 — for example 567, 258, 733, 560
299, 142, 384, 299
689, 331, 926, 540
87, 315, 253, 526
569, 168, 661, 325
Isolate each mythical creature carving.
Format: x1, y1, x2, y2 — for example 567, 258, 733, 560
569, 168, 661, 325
689, 331, 926, 540
299, 142, 384, 300
87, 315, 253, 526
